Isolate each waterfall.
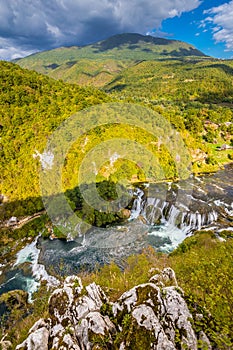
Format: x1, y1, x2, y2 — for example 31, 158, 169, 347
129, 185, 220, 235
167, 205, 180, 226
142, 198, 161, 224
129, 188, 144, 220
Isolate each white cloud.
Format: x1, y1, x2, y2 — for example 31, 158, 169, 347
204, 1, 233, 51
0, 38, 36, 60
168, 9, 179, 17
0, 0, 201, 60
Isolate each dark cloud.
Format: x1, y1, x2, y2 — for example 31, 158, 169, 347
0, 0, 201, 60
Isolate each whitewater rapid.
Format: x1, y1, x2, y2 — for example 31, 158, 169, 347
0, 164, 232, 301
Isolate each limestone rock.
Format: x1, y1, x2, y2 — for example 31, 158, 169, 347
112, 277, 198, 349
16, 327, 49, 350
75, 312, 116, 349
132, 304, 175, 349
199, 331, 212, 350
16, 268, 212, 350
149, 267, 178, 287
161, 286, 197, 349
49, 278, 111, 349
15, 318, 50, 350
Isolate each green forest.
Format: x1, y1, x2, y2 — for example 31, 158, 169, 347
1, 58, 233, 220
0, 61, 109, 218
0, 33, 233, 349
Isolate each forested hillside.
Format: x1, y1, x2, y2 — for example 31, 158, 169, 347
106, 59, 233, 104
107, 58, 233, 174
17, 33, 206, 87
15, 34, 233, 181
0, 61, 109, 218
1, 59, 233, 220
0, 34, 233, 350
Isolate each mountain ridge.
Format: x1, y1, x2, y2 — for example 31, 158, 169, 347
16, 33, 207, 59
16, 33, 207, 87
83, 32, 205, 52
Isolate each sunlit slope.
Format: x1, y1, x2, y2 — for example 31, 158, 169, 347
105, 59, 233, 104
17, 33, 207, 87
0, 61, 109, 215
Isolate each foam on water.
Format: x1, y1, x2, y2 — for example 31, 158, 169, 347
14, 236, 60, 301
148, 223, 187, 252
14, 239, 38, 266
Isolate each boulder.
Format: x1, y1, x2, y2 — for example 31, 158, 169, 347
16, 319, 50, 350
16, 268, 212, 350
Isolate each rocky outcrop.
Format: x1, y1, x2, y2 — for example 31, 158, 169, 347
16, 269, 212, 350
16, 319, 50, 350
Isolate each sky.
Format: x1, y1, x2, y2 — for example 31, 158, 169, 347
0, 0, 233, 61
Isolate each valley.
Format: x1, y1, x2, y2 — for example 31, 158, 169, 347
0, 33, 232, 349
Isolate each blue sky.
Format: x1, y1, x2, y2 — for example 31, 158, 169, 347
0, 0, 233, 60
160, 0, 233, 58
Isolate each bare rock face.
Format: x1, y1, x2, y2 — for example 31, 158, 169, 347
16, 269, 212, 350
47, 276, 113, 349
149, 267, 178, 287
15, 319, 50, 350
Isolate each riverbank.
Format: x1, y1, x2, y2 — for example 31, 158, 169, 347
1, 163, 232, 304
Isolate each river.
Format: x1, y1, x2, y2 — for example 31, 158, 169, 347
0, 164, 232, 301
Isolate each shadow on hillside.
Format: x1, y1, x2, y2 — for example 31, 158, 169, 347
0, 181, 132, 228
162, 47, 206, 57
44, 63, 60, 70
198, 63, 233, 76
92, 34, 174, 52
65, 61, 78, 68
106, 84, 128, 92
197, 90, 233, 104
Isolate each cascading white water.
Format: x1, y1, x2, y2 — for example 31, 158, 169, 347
1, 166, 232, 302
129, 188, 144, 220
129, 185, 221, 237
14, 236, 60, 301
167, 205, 180, 226
142, 198, 161, 224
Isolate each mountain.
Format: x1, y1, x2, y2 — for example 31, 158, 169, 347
1, 34, 233, 350
16, 33, 207, 87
